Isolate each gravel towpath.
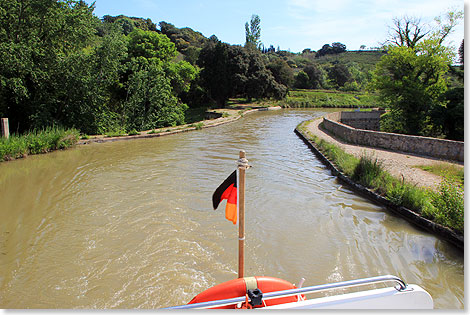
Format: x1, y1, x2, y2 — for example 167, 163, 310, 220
305, 118, 464, 191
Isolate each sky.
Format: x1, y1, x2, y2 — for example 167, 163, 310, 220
87, 0, 465, 53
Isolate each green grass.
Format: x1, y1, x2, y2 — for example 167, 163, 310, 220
0, 127, 79, 161
127, 129, 140, 136
194, 122, 204, 130
105, 129, 126, 137
282, 89, 380, 108
415, 163, 464, 186
297, 120, 464, 233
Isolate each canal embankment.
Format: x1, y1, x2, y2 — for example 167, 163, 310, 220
78, 106, 282, 145
295, 116, 464, 250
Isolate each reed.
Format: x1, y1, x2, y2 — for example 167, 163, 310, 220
0, 127, 79, 161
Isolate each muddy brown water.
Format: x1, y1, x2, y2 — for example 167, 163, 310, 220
0, 109, 463, 309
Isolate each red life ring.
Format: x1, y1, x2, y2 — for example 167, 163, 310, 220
188, 276, 304, 309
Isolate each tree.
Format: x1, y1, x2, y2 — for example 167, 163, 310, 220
159, 21, 208, 58
375, 11, 463, 137
242, 49, 286, 100
55, 30, 129, 134
123, 58, 187, 130
303, 64, 324, 89
266, 58, 294, 88
332, 42, 347, 54
123, 29, 196, 130
385, 11, 463, 49
294, 71, 309, 89
127, 29, 176, 62
385, 16, 429, 49
458, 39, 464, 66
328, 64, 352, 88
316, 42, 346, 57
102, 15, 156, 34
198, 40, 232, 106
372, 44, 449, 135
245, 14, 261, 49
432, 10, 464, 46
0, 0, 99, 132
197, 40, 286, 105
316, 44, 332, 57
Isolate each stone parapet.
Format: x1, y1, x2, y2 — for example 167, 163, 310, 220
323, 112, 464, 162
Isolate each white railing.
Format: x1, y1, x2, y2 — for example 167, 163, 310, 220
163, 275, 407, 309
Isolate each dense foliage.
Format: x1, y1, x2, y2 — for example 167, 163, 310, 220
372, 12, 464, 140
198, 40, 287, 106
0, 0, 196, 134
372, 44, 449, 136
0, 2, 463, 141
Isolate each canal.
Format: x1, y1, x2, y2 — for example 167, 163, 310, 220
0, 109, 464, 308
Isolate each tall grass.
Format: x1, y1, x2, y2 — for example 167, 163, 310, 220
297, 120, 464, 233
0, 127, 79, 161
425, 177, 464, 233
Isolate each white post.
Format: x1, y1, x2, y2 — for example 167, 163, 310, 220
1, 118, 9, 139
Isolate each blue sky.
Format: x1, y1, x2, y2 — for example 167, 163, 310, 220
87, 0, 465, 53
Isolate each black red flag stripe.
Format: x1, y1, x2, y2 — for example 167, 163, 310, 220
212, 170, 237, 224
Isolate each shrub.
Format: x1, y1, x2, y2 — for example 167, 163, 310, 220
352, 154, 385, 188
426, 176, 464, 233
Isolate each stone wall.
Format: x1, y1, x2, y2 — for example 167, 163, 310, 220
323, 112, 464, 162
338, 110, 385, 131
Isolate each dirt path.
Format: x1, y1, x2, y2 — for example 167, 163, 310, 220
305, 118, 463, 191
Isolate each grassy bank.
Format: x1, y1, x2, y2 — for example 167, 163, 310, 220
0, 127, 79, 161
297, 120, 464, 234
415, 163, 464, 186
282, 89, 380, 108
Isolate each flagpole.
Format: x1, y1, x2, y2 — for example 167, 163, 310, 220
237, 150, 248, 278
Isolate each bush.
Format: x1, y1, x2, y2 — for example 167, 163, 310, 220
352, 155, 385, 188
426, 176, 464, 233
385, 180, 429, 213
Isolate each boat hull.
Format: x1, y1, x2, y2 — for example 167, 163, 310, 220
264, 284, 433, 309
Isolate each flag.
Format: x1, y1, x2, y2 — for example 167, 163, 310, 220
212, 170, 237, 224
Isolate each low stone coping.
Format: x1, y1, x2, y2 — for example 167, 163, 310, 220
323, 112, 464, 162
